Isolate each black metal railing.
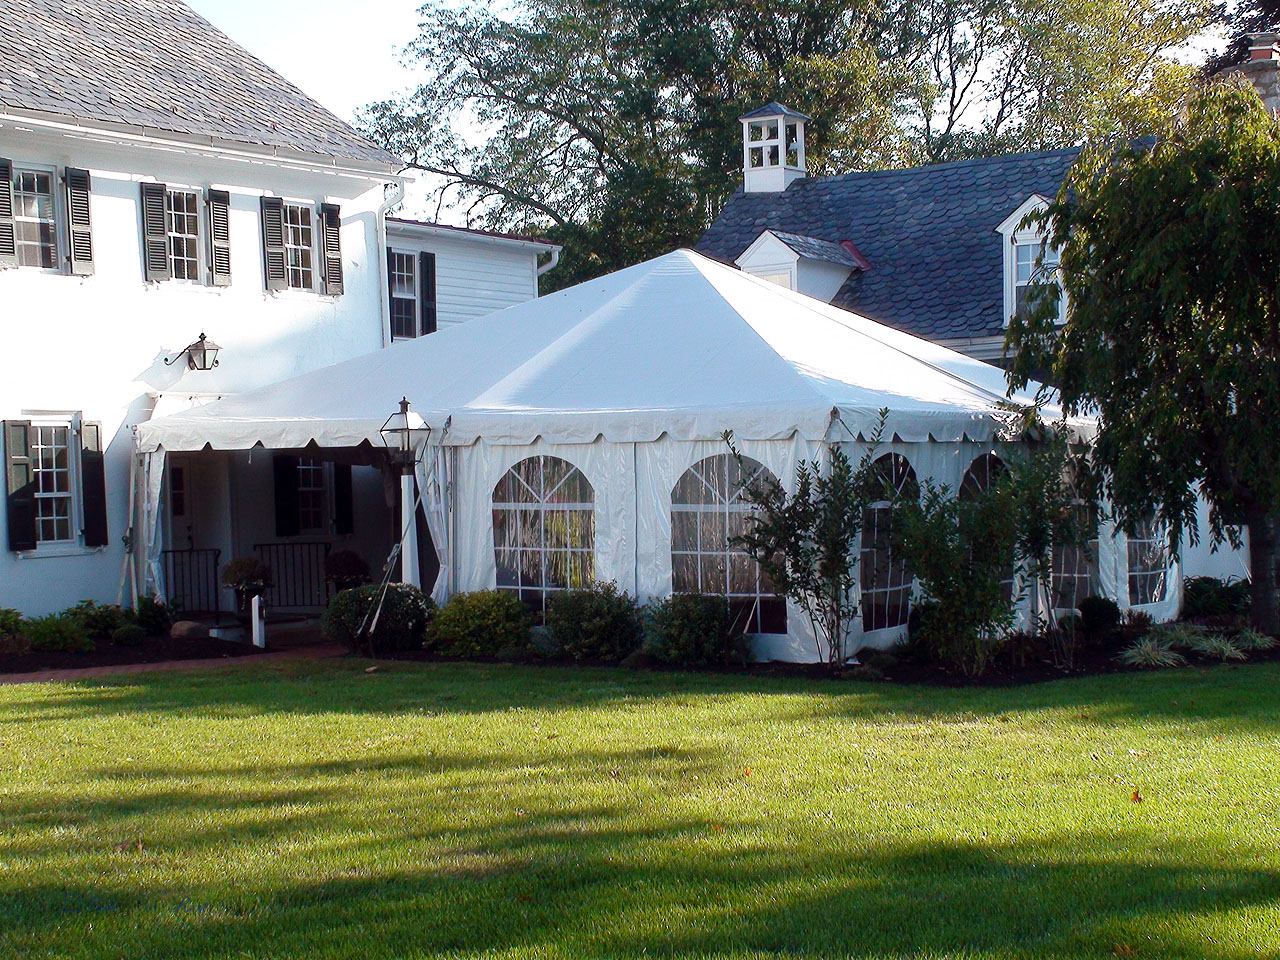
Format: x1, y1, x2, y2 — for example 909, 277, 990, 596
254, 541, 332, 609
162, 548, 222, 619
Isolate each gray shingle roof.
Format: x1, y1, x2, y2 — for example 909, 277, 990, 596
698, 148, 1081, 339
767, 230, 861, 268
0, 0, 397, 167
740, 102, 811, 120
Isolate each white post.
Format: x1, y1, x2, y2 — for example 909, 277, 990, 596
250, 594, 266, 648
400, 468, 420, 587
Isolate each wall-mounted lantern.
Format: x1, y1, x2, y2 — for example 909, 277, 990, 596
165, 332, 221, 371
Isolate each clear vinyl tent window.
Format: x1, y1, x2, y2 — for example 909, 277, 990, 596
1051, 460, 1099, 610
861, 454, 918, 632
493, 456, 595, 615
670, 454, 787, 634
1127, 516, 1169, 606
959, 453, 1016, 602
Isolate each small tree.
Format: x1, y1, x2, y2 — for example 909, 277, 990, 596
726, 413, 887, 666
1007, 80, 1280, 631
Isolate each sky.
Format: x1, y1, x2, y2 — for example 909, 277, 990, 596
186, 0, 426, 123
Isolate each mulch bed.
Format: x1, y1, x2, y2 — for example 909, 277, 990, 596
0, 635, 265, 675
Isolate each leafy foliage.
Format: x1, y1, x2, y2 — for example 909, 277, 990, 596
1186, 631, 1249, 663
430, 591, 533, 658
1235, 628, 1278, 652
322, 584, 436, 656
1077, 596, 1121, 642
221, 556, 273, 589
647, 593, 750, 666
360, 0, 1208, 288
545, 582, 645, 661
325, 550, 371, 590
0, 608, 28, 656
727, 414, 888, 665
21, 614, 93, 653
135, 596, 171, 637
1183, 576, 1252, 618
1007, 81, 1280, 631
111, 624, 147, 647
1117, 634, 1187, 669
67, 600, 136, 640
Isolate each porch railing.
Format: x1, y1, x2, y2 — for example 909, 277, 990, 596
254, 541, 332, 610
162, 548, 222, 619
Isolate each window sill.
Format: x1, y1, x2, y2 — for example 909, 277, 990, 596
17, 544, 107, 560
266, 287, 339, 301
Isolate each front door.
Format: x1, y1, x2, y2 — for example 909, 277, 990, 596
164, 457, 220, 616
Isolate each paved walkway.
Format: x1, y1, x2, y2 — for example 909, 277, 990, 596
0, 642, 345, 686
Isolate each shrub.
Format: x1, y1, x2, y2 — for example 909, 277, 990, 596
1235, 628, 1278, 652
0, 608, 28, 655
221, 556, 273, 589
325, 550, 370, 590
545, 582, 644, 661
1183, 576, 1251, 617
1123, 609, 1154, 632
1186, 632, 1248, 663
1117, 636, 1186, 669
111, 624, 148, 647
647, 593, 749, 667
1148, 622, 1204, 649
68, 600, 136, 639
1076, 596, 1121, 642
322, 583, 435, 655
430, 590, 532, 658
22, 614, 93, 652
135, 596, 172, 637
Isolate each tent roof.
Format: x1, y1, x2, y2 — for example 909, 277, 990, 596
137, 249, 1063, 453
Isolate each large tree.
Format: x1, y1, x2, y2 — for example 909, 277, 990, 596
1006, 79, 1280, 631
361, 0, 1209, 289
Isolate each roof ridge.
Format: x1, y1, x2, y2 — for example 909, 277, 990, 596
804, 145, 1082, 185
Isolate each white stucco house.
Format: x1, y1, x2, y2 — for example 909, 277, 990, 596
0, 0, 558, 616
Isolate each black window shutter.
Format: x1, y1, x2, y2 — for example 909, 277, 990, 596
0, 158, 16, 269
3, 420, 36, 552
272, 454, 300, 537
419, 251, 437, 334
64, 167, 94, 275
207, 189, 232, 287
140, 182, 171, 282
320, 203, 344, 295
80, 422, 109, 547
333, 463, 354, 535
260, 196, 287, 291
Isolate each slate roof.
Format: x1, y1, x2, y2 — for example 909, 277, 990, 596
740, 102, 811, 120
767, 230, 862, 268
698, 147, 1082, 340
0, 0, 398, 167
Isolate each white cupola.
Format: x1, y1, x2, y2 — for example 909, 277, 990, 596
740, 102, 809, 193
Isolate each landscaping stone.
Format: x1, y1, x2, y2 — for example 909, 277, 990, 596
170, 620, 211, 641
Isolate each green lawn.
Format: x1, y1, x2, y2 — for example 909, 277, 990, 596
1, 659, 1277, 959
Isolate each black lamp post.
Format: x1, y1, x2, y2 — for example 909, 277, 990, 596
379, 397, 429, 587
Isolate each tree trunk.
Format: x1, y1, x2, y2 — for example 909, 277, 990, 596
1245, 511, 1280, 634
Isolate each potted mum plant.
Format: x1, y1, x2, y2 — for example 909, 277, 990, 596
221, 556, 273, 621
325, 549, 371, 593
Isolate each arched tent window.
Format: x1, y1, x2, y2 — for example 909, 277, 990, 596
1127, 516, 1168, 606
959, 453, 1015, 602
1052, 459, 1099, 610
861, 454, 918, 632
493, 456, 594, 614
671, 454, 787, 634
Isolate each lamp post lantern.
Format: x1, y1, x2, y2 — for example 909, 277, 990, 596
379, 397, 429, 587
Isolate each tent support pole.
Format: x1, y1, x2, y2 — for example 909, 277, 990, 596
400, 467, 420, 588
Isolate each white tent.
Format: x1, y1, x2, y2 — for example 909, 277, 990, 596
137, 249, 1179, 658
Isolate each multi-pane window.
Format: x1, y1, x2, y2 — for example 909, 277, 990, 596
670, 454, 786, 634
13, 169, 57, 268
166, 189, 200, 280
297, 458, 327, 534
1052, 461, 1099, 610
389, 251, 418, 340
1128, 516, 1168, 606
959, 453, 1016, 603
493, 457, 594, 615
284, 203, 314, 290
33, 425, 74, 544
1014, 239, 1061, 321
861, 454, 918, 632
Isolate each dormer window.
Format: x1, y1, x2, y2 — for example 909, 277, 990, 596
998, 195, 1066, 326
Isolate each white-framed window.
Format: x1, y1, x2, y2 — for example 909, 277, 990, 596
861, 454, 917, 632
959, 453, 1016, 602
283, 203, 315, 290
493, 456, 595, 615
296, 458, 328, 535
389, 250, 419, 340
165, 188, 201, 281
998, 195, 1066, 327
670, 454, 787, 634
744, 118, 802, 169
1051, 460, 1099, 611
13, 166, 58, 269
1127, 516, 1169, 606
32, 420, 77, 545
